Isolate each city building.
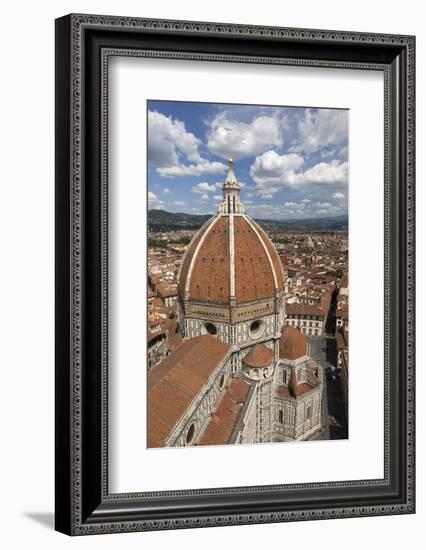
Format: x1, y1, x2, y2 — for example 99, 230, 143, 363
285, 302, 328, 337
147, 160, 324, 447
336, 326, 349, 421
156, 282, 178, 308
336, 272, 349, 421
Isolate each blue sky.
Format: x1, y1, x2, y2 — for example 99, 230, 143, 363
147, 100, 348, 220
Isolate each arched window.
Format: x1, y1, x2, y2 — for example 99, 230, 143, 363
219, 373, 225, 390
279, 410, 284, 424
186, 423, 196, 445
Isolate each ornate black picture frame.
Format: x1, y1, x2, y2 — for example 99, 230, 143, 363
55, 14, 415, 535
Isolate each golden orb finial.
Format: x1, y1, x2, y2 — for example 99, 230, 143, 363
228, 158, 233, 167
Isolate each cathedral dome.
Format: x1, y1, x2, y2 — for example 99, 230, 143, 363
178, 160, 284, 306
243, 343, 274, 367
279, 326, 307, 360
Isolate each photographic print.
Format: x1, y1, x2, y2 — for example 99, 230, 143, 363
147, 100, 349, 449
55, 16, 415, 533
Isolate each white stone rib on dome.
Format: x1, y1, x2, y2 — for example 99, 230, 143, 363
176, 215, 215, 285
229, 213, 235, 299
184, 215, 222, 298
250, 217, 286, 283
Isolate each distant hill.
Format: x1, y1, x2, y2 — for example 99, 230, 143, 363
148, 209, 211, 230
148, 209, 348, 232
257, 215, 348, 233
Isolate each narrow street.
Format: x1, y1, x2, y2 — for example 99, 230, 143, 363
308, 335, 348, 440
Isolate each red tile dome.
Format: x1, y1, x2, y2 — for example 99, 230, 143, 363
243, 343, 275, 367
279, 326, 307, 360
178, 160, 284, 306
178, 214, 284, 305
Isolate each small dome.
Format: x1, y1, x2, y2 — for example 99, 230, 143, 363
280, 326, 307, 360
243, 344, 274, 367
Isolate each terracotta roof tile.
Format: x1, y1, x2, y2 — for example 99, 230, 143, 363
198, 378, 252, 446
280, 326, 307, 360
243, 343, 274, 367
156, 283, 178, 297
286, 302, 326, 317
277, 380, 316, 400
147, 335, 230, 448
179, 214, 284, 306
166, 317, 182, 352
277, 385, 291, 398
234, 216, 277, 303
187, 216, 231, 304
178, 218, 215, 301
250, 218, 285, 289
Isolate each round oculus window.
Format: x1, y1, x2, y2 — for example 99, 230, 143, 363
249, 320, 265, 339
203, 322, 217, 336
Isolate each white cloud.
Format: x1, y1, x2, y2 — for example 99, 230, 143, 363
249, 150, 305, 196
157, 160, 226, 178
332, 192, 345, 200
282, 208, 307, 217
172, 201, 185, 207
316, 207, 343, 215
246, 203, 283, 218
148, 110, 227, 178
148, 191, 165, 209
148, 110, 201, 166
284, 201, 305, 208
250, 151, 304, 185
162, 188, 172, 195
258, 186, 281, 199
301, 198, 311, 203
290, 109, 348, 154
200, 193, 209, 201
246, 195, 344, 220
207, 113, 283, 160
287, 160, 348, 186
314, 202, 332, 208
311, 203, 344, 216
191, 182, 217, 194
213, 194, 223, 201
